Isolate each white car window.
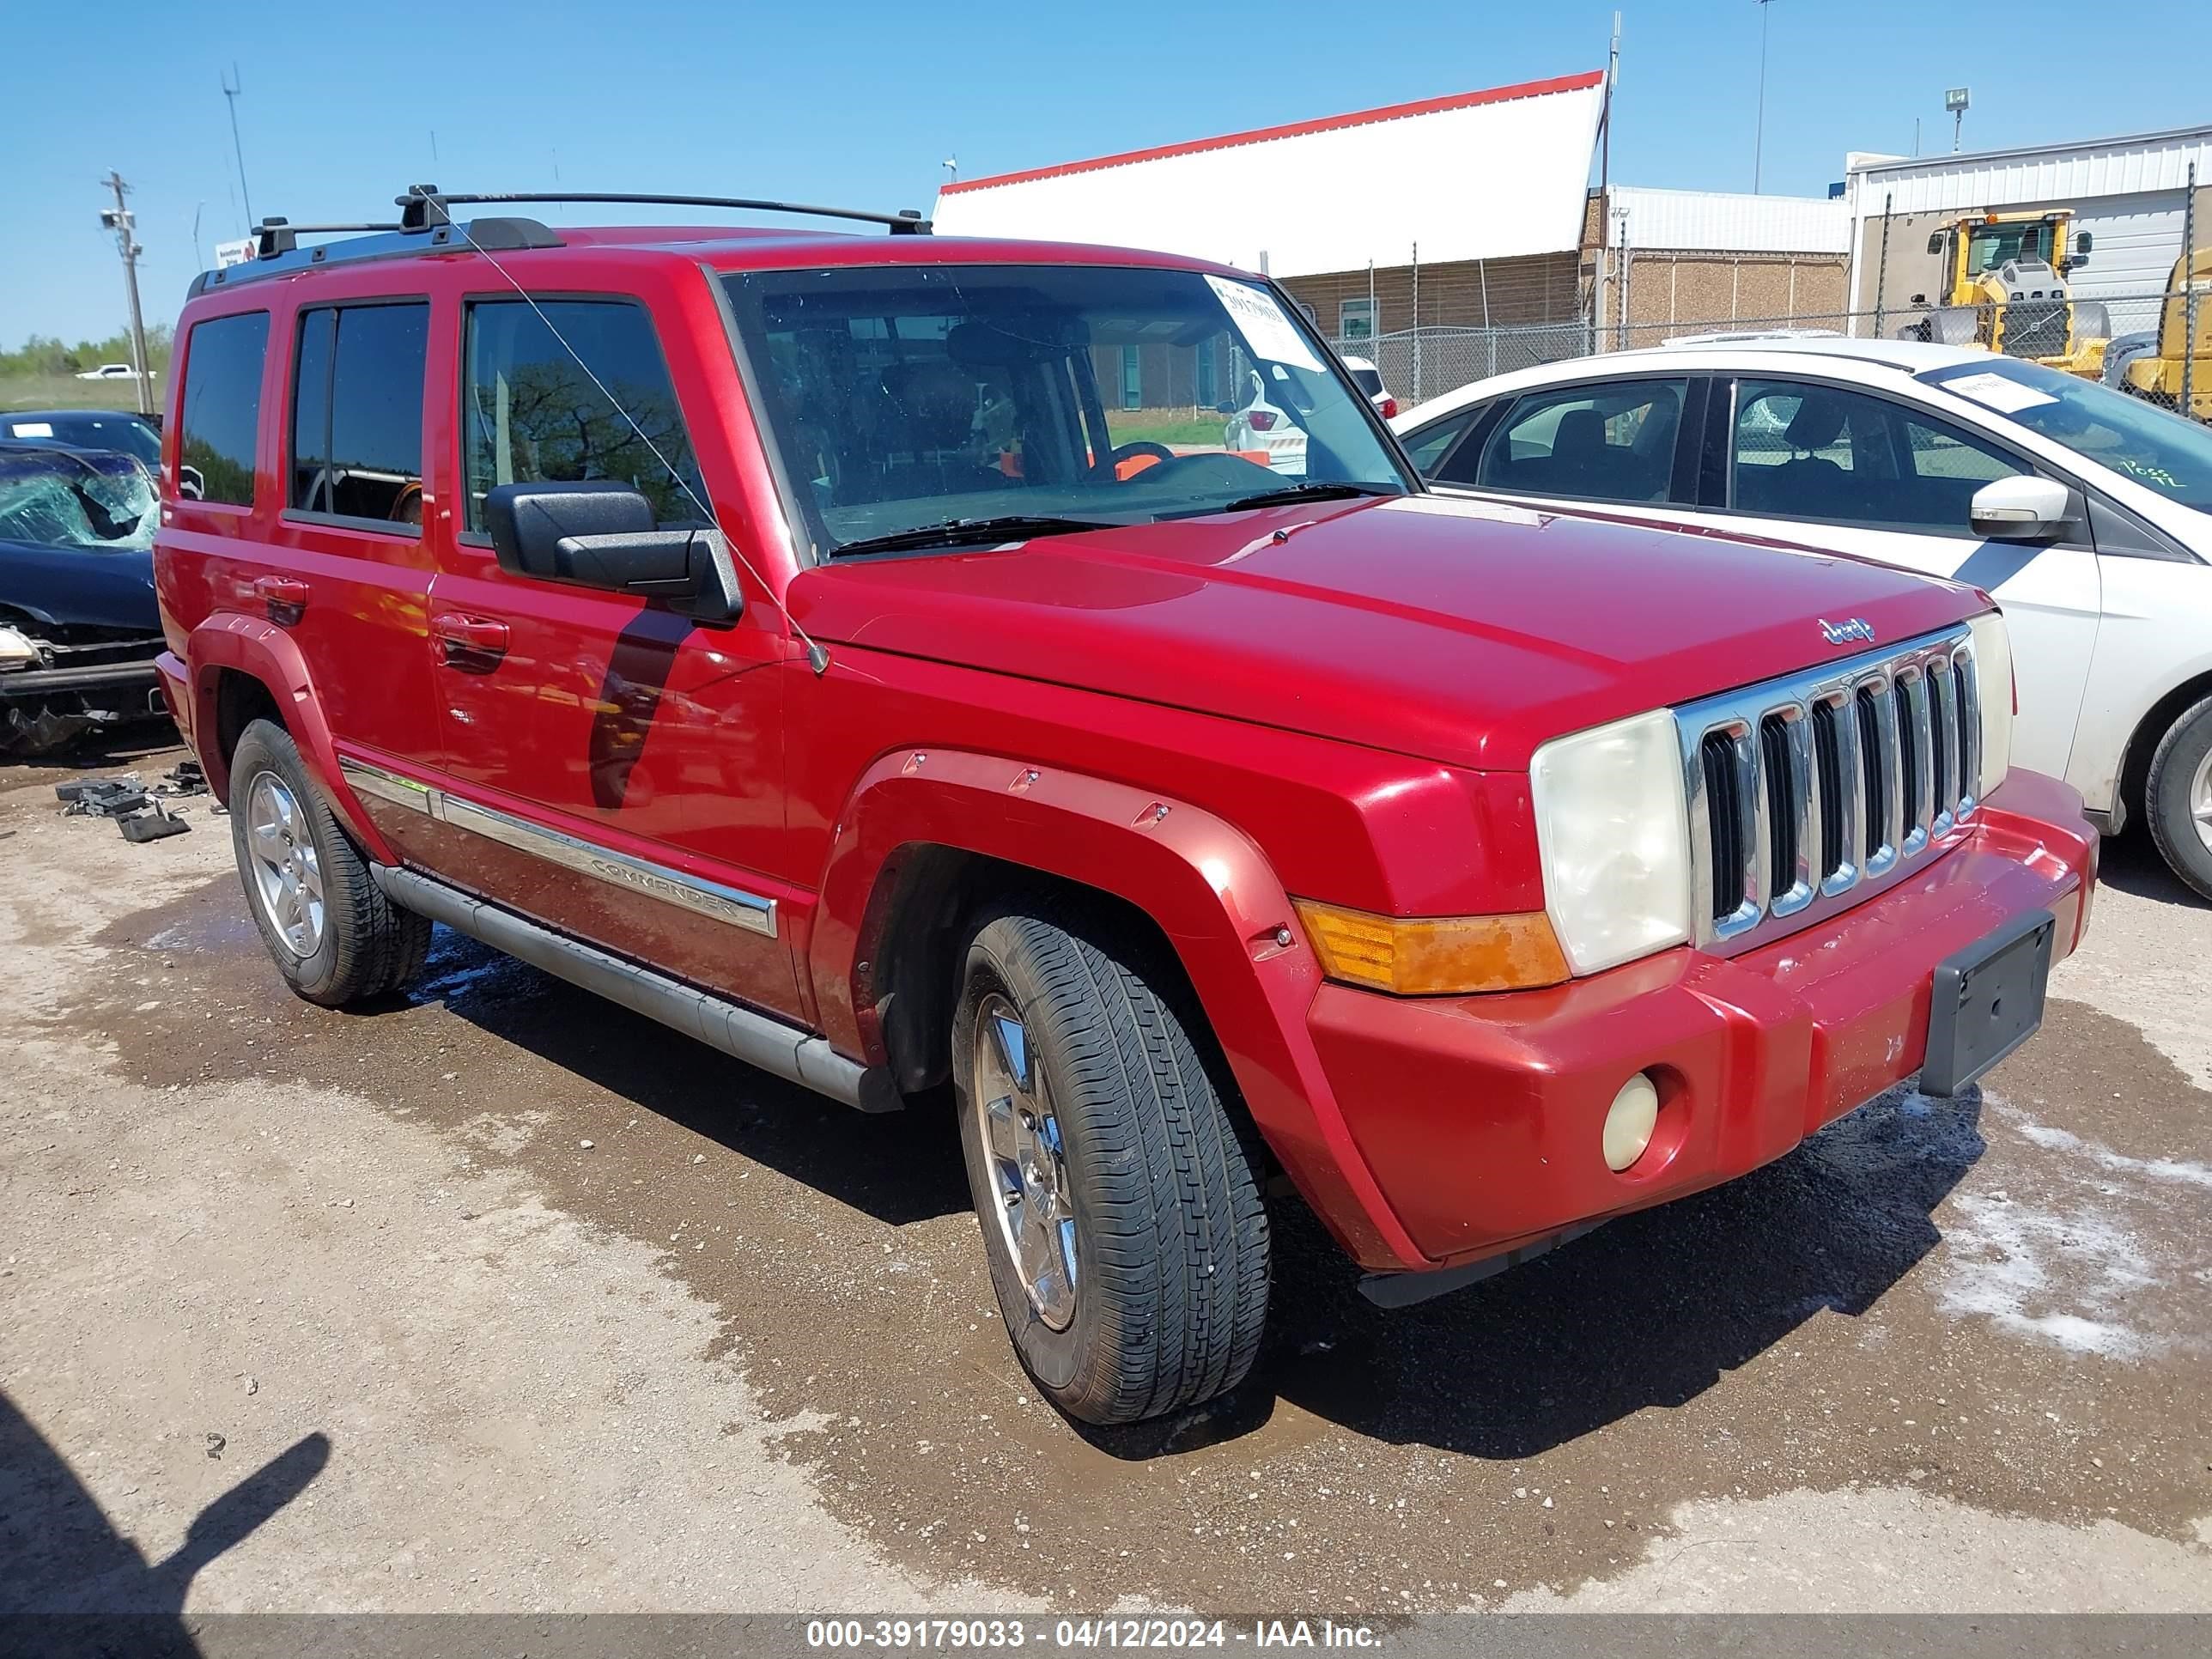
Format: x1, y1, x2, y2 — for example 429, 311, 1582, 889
1456, 379, 1687, 503
1730, 379, 2027, 531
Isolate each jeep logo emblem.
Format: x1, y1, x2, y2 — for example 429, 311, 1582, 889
1820, 617, 1876, 647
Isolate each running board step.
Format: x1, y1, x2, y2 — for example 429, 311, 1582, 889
374, 866, 902, 1113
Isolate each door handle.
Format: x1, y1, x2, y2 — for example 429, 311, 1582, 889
253, 575, 311, 622
432, 612, 510, 664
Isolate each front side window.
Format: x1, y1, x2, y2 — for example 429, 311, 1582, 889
176, 310, 269, 506
1459, 378, 1687, 501
720, 263, 1408, 557
1732, 378, 2029, 530
1920, 358, 2212, 514
462, 299, 707, 533
289, 302, 428, 526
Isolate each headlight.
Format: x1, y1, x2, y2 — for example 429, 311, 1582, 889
0, 625, 43, 672
1967, 610, 2013, 800
1529, 708, 1693, 975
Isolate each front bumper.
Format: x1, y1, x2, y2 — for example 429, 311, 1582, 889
1308, 767, 2096, 1273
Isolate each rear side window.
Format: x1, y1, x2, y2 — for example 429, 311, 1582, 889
176, 311, 270, 506
289, 302, 428, 527
1460, 378, 1688, 502
461, 299, 706, 532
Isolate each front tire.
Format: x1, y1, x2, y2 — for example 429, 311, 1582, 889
951, 904, 1269, 1425
228, 719, 431, 1006
2145, 696, 2212, 902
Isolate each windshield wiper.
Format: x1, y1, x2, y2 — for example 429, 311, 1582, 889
830, 514, 1121, 557
1217, 481, 1405, 513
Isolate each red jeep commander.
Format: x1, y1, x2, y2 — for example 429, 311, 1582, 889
153, 188, 2095, 1425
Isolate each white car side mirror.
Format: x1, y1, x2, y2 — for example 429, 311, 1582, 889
1970, 475, 2074, 543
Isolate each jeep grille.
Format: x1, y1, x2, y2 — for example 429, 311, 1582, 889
1676, 626, 1981, 953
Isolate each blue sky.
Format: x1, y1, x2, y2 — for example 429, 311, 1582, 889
9, 0, 2206, 346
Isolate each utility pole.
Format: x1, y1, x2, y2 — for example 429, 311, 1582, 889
191, 200, 205, 271
1753, 0, 1777, 193
222, 64, 254, 232
99, 172, 155, 418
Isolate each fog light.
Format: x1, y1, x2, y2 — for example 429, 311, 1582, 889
1602, 1073, 1661, 1172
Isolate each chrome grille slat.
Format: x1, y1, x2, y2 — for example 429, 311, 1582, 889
1675, 625, 1978, 956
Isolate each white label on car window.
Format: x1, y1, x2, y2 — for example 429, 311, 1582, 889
9, 422, 54, 438
1942, 371, 2057, 415
1206, 276, 1323, 372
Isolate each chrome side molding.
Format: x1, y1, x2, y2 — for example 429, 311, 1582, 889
373, 865, 899, 1114
337, 756, 776, 939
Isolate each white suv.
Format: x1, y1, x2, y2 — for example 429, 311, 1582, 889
1393, 337, 2212, 897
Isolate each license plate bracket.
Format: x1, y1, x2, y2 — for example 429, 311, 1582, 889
1921, 908, 2055, 1097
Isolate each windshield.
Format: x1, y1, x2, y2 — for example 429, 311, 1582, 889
1964, 220, 2057, 276
720, 263, 1410, 555
0, 450, 158, 550
1919, 359, 2212, 513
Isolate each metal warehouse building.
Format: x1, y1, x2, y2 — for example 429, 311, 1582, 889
931, 72, 1849, 397
1844, 124, 2212, 324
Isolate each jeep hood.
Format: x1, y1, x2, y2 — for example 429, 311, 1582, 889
787, 494, 1979, 773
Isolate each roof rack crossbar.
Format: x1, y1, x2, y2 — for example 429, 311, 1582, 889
254, 218, 404, 258
396, 186, 931, 235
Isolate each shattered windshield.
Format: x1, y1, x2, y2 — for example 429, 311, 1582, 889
720, 263, 1410, 556
0, 450, 157, 550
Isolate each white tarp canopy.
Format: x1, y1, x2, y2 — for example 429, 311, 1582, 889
932, 72, 1607, 280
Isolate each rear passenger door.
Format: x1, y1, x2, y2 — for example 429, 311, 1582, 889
273, 297, 446, 846
1708, 376, 2101, 783
422, 292, 799, 1018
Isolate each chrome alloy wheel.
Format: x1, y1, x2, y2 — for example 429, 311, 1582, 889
969, 993, 1079, 1330
2193, 749, 2212, 858
246, 771, 325, 958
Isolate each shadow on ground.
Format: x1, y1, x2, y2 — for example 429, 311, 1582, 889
401, 923, 1985, 1462
0, 1389, 326, 1650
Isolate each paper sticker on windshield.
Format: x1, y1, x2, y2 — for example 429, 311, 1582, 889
9, 422, 54, 438
1942, 371, 2058, 415
1206, 276, 1323, 373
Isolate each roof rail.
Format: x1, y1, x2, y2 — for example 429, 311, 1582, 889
394, 185, 932, 235
185, 184, 932, 301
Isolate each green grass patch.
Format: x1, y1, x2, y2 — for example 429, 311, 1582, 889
2, 372, 157, 414
1106, 409, 1229, 448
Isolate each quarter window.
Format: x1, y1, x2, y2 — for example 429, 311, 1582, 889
1402, 411, 1479, 475
1456, 378, 1688, 502
289, 302, 428, 526
1730, 379, 2028, 530
176, 311, 270, 506
462, 299, 705, 532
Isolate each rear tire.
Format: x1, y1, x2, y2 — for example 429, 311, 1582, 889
2145, 696, 2212, 902
951, 902, 1269, 1425
228, 719, 431, 1006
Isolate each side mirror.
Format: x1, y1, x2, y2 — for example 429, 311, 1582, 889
2075, 232, 2094, 254
1970, 476, 2074, 543
483, 482, 743, 624
1214, 399, 1237, 415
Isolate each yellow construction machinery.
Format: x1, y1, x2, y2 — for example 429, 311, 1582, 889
2104, 246, 2212, 422
1901, 209, 2111, 378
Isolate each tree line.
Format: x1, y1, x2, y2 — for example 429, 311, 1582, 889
3, 325, 175, 377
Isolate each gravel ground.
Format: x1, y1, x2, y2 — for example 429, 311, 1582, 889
3, 744, 2209, 1616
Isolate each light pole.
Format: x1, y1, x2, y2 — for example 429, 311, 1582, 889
1946, 86, 1970, 154
222, 64, 254, 232
99, 172, 155, 418
1753, 0, 1778, 193
941, 156, 958, 185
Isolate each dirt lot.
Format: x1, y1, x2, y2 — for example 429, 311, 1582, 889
3, 743, 2209, 1616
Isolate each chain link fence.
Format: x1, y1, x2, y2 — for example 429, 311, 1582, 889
1332, 289, 2203, 420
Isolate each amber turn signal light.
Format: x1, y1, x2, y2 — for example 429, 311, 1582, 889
1291, 900, 1571, 995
